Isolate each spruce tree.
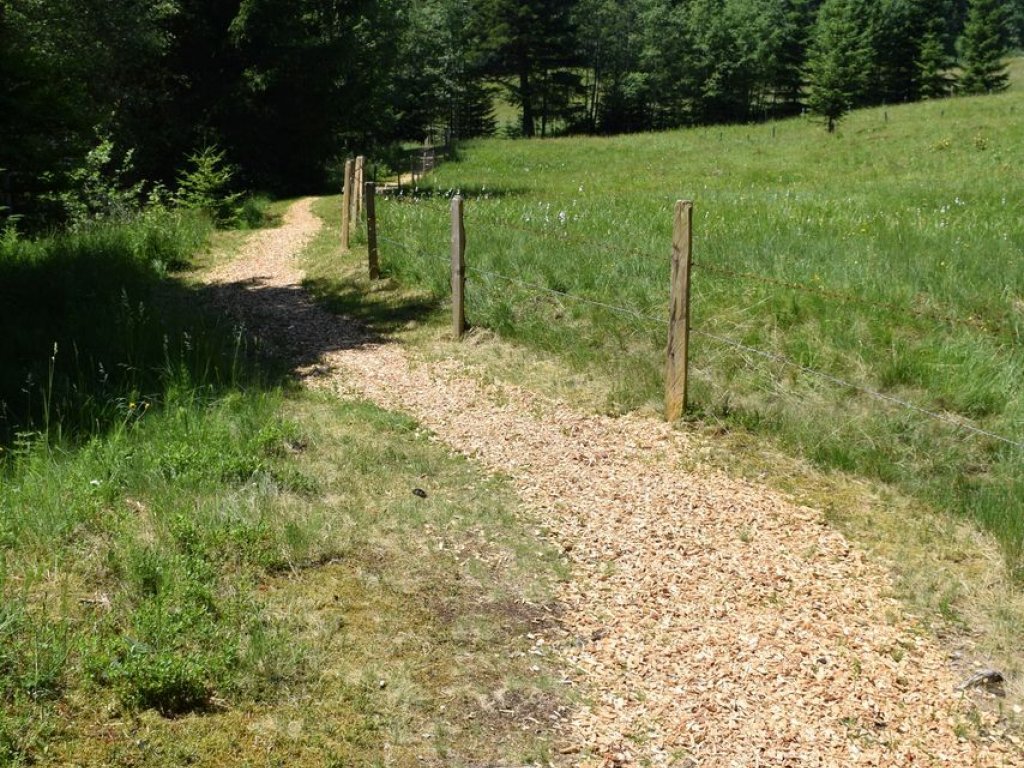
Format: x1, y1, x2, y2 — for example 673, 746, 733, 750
1012, 0, 1024, 47
479, 0, 579, 137
636, 0, 702, 129
804, 0, 872, 132
760, 0, 816, 118
867, 0, 920, 105
917, 17, 956, 98
958, 0, 1009, 94
574, 0, 646, 133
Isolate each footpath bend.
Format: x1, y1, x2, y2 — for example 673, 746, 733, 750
203, 198, 1019, 767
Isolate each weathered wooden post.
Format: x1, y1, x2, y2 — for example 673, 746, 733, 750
354, 155, 365, 221
451, 195, 466, 338
341, 158, 354, 251
365, 181, 380, 280
665, 200, 693, 422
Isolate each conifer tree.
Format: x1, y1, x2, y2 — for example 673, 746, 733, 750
574, 0, 646, 133
804, 0, 872, 131
757, 0, 816, 118
479, 0, 579, 137
917, 16, 956, 97
1012, 0, 1024, 46
958, 0, 1010, 94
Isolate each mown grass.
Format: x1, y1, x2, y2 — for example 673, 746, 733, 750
374, 74, 1024, 574
0, 206, 567, 765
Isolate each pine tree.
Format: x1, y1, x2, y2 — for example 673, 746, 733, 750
479, 0, 579, 137
804, 0, 872, 132
1011, 0, 1024, 47
574, 0, 646, 133
917, 17, 956, 98
755, 0, 816, 119
958, 0, 1009, 94
637, 0, 703, 129
866, 0, 922, 105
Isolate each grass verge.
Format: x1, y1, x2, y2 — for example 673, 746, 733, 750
1, 391, 567, 766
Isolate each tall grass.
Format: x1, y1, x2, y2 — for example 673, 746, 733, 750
0, 207, 258, 446
375, 86, 1024, 573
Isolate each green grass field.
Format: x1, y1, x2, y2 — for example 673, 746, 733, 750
374, 77, 1024, 573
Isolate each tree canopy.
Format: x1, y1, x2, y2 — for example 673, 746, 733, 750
959, 0, 1012, 93
1, 0, 1019, 226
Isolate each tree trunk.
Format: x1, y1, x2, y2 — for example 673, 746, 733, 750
540, 71, 548, 138
519, 63, 535, 137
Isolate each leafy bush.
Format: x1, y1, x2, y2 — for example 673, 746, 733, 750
41, 134, 145, 228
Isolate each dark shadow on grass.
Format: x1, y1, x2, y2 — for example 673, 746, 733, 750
302, 276, 442, 338
379, 183, 530, 201
0, 231, 247, 446
0, 233, 401, 449
194, 276, 395, 371
0, 197, 445, 449
0, 255, 280, 447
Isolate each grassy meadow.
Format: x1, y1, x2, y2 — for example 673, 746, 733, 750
375, 76, 1024, 573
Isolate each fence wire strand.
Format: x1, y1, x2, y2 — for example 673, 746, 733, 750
485, 218, 659, 263
373, 203, 1022, 451
693, 262, 992, 333
377, 235, 448, 264
467, 266, 667, 326
379, 230, 667, 325
691, 328, 1023, 450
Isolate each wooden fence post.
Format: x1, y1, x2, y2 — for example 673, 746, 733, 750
451, 195, 466, 338
354, 155, 365, 221
341, 158, 354, 251
665, 200, 693, 422
365, 181, 379, 280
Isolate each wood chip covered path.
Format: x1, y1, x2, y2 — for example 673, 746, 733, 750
204, 198, 1020, 767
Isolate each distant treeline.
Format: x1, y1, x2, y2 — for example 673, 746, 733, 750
1, 0, 1020, 226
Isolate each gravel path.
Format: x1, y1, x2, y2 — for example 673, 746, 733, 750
204, 198, 1019, 767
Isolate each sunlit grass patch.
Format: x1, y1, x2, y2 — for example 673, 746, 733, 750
1, 385, 566, 766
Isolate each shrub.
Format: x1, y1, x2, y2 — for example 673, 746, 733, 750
235, 194, 272, 229
175, 146, 243, 226
41, 134, 145, 228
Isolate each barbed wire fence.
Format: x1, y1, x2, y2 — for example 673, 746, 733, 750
341, 172, 1023, 453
